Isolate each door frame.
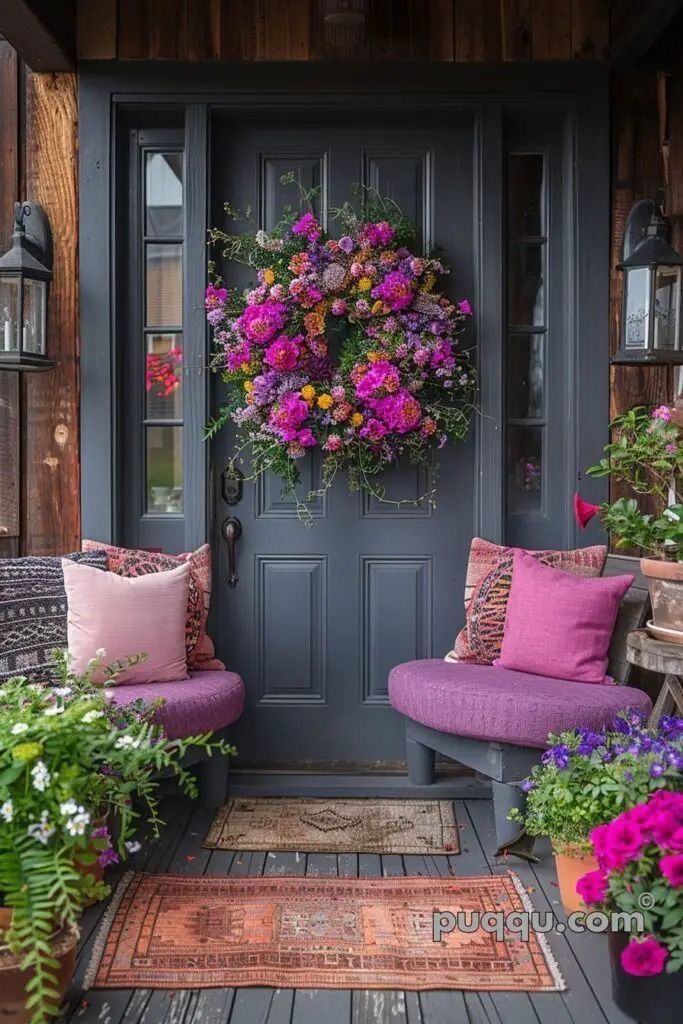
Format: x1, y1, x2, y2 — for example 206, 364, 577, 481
79, 60, 609, 551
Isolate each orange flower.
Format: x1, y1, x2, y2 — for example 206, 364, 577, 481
262, 268, 275, 286
371, 300, 384, 315
351, 412, 364, 427
367, 351, 383, 363
289, 252, 310, 275
317, 393, 334, 410
304, 311, 325, 337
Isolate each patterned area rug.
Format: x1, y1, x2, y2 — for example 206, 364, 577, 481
203, 797, 460, 854
85, 872, 564, 992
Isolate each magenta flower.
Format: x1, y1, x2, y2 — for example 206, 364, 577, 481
355, 360, 401, 401
621, 936, 668, 976
359, 417, 389, 443
652, 405, 672, 421
457, 299, 473, 315
374, 390, 422, 434
238, 301, 287, 344
331, 298, 347, 316
660, 853, 683, 886
205, 284, 227, 310
226, 340, 252, 372
264, 335, 300, 372
574, 492, 601, 529
372, 271, 414, 311
575, 868, 608, 906
599, 817, 646, 870
269, 393, 310, 441
296, 428, 317, 448
361, 221, 395, 247
292, 211, 321, 242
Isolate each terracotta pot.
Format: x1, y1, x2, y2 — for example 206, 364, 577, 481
0, 921, 78, 1024
641, 558, 683, 635
554, 850, 598, 914
609, 930, 682, 1024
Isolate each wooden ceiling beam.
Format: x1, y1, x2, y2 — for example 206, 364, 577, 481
0, 0, 75, 71
609, 0, 683, 69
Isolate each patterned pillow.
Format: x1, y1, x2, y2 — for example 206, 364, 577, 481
82, 541, 224, 672
446, 537, 607, 665
0, 550, 108, 683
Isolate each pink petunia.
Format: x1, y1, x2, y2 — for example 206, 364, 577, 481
620, 936, 668, 977
574, 492, 601, 529
660, 853, 683, 886
599, 817, 646, 870
575, 869, 609, 906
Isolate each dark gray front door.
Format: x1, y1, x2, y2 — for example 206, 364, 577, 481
210, 112, 476, 767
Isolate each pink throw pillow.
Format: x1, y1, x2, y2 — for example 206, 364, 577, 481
494, 550, 634, 684
63, 558, 190, 684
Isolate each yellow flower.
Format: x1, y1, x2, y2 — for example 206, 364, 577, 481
12, 742, 42, 762
263, 268, 275, 286
351, 412, 364, 427
243, 380, 254, 392
371, 300, 384, 315
317, 394, 334, 410
301, 384, 316, 401
358, 276, 372, 292
423, 272, 436, 292
239, 362, 251, 373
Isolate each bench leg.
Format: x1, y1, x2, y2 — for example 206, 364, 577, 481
199, 753, 229, 810
406, 734, 435, 785
491, 781, 537, 861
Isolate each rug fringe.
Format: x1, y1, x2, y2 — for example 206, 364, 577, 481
509, 870, 567, 992
83, 870, 136, 991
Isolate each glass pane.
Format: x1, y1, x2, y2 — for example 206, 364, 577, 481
507, 335, 544, 419
23, 279, 47, 355
508, 243, 545, 327
624, 266, 651, 350
507, 425, 543, 515
145, 152, 183, 237
0, 276, 20, 352
654, 265, 681, 353
508, 154, 545, 236
146, 426, 183, 513
146, 333, 183, 419
146, 243, 182, 327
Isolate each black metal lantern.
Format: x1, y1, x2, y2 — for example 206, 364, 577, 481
613, 200, 683, 364
0, 201, 53, 371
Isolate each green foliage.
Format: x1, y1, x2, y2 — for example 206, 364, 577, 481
0, 651, 235, 1024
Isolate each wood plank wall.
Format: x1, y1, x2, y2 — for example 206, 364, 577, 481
0, 39, 80, 556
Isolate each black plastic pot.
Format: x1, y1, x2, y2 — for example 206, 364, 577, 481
609, 932, 682, 1024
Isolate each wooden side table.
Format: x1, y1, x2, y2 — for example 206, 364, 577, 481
626, 629, 683, 727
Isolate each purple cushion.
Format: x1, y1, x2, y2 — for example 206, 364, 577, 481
388, 660, 653, 749
108, 670, 245, 740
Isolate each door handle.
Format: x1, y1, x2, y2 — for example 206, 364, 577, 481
221, 516, 242, 588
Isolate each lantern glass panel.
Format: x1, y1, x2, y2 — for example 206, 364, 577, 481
653, 265, 681, 353
624, 266, 651, 351
23, 278, 47, 355
0, 276, 20, 353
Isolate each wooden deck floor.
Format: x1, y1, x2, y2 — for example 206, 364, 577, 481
58, 793, 631, 1024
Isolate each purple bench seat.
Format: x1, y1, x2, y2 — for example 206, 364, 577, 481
109, 670, 245, 808
389, 660, 652, 750
108, 670, 245, 740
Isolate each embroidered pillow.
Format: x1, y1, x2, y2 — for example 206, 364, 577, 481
494, 550, 634, 684
0, 550, 108, 683
446, 537, 607, 665
63, 559, 190, 684
82, 541, 224, 671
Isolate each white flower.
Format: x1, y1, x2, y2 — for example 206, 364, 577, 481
53, 686, 72, 697
11, 722, 28, 735
0, 688, 7, 699
125, 840, 141, 854
0, 800, 13, 823
115, 734, 140, 750
27, 810, 55, 845
65, 809, 90, 837
31, 760, 50, 792
59, 799, 78, 817
664, 508, 681, 522
82, 709, 104, 724
103, 690, 114, 701
95, 647, 107, 659
44, 704, 65, 717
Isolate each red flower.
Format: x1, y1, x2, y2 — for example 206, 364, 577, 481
574, 492, 601, 529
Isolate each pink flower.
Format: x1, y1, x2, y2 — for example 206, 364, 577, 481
660, 853, 683, 886
359, 417, 388, 443
355, 360, 401, 401
620, 936, 668, 977
291, 211, 321, 242
350, 262, 364, 278
296, 428, 317, 448
457, 299, 473, 315
372, 271, 414, 312
649, 810, 682, 850
361, 221, 395, 247
652, 405, 672, 421
269, 393, 310, 441
575, 869, 608, 906
599, 817, 646, 870
264, 335, 300, 372
323, 434, 343, 452
331, 299, 348, 316
331, 385, 346, 401
374, 390, 422, 434
238, 301, 287, 344
574, 492, 601, 529
205, 284, 227, 310
226, 340, 252, 372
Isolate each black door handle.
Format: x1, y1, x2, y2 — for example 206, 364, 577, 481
221, 516, 242, 588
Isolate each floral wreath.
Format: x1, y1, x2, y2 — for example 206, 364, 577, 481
205, 184, 476, 521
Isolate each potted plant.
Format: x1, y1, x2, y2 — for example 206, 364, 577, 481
577, 789, 683, 1024
576, 404, 683, 638
511, 712, 683, 914
0, 651, 235, 1024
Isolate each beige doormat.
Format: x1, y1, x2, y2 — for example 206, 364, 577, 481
85, 871, 564, 992
203, 797, 459, 854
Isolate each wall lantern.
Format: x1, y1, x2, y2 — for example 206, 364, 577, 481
613, 199, 683, 365
0, 201, 53, 371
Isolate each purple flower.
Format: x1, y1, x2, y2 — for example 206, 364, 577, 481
652, 405, 672, 421
292, 211, 321, 242
98, 848, 120, 868
372, 271, 414, 312
338, 235, 354, 254
457, 299, 473, 316
650, 762, 665, 778
206, 307, 225, 327
520, 779, 536, 793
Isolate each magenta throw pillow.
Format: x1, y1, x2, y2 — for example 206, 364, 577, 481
494, 550, 634, 684
62, 558, 190, 684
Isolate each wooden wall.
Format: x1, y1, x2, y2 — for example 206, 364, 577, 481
0, 40, 79, 557
77, 0, 613, 62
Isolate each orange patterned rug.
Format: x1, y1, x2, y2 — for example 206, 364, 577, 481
85, 872, 564, 993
